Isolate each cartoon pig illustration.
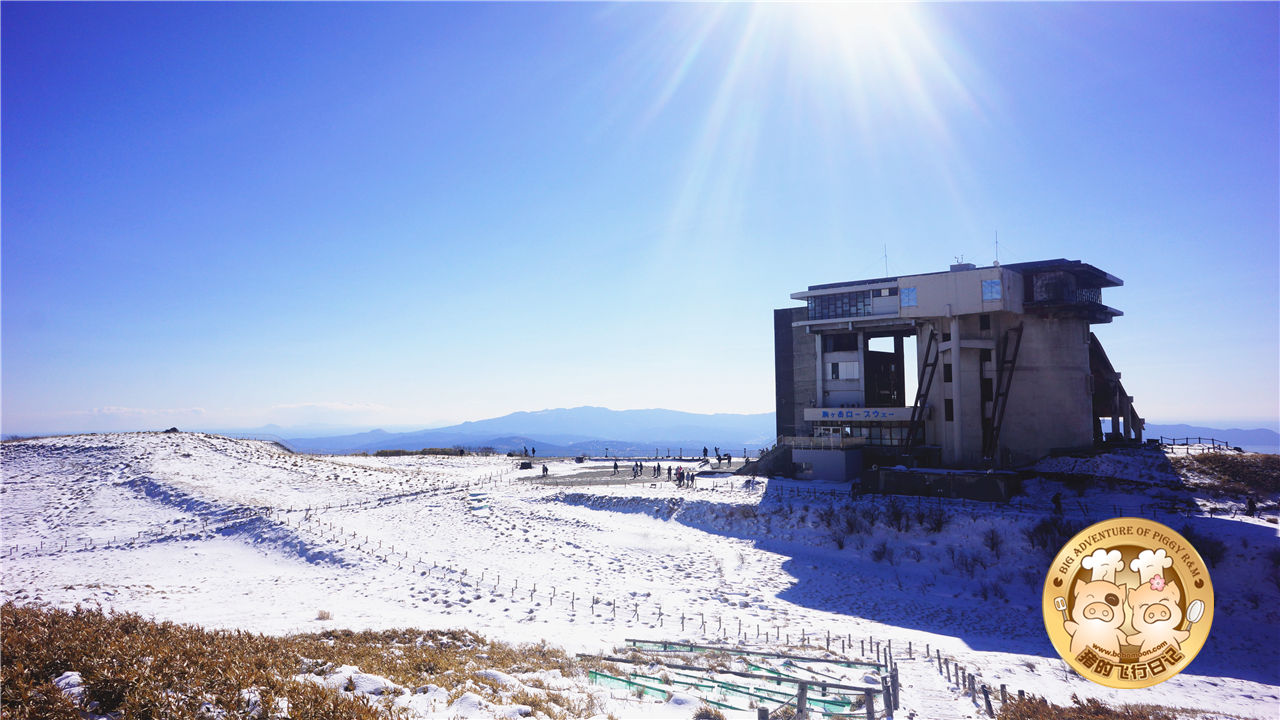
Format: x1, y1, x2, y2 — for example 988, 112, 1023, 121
1064, 577, 1128, 656
1063, 548, 1129, 657
1126, 549, 1189, 655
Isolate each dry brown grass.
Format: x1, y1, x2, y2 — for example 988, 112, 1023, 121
998, 695, 1177, 720
1, 602, 604, 720
1171, 452, 1280, 496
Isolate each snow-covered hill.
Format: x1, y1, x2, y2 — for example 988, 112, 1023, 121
2, 432, 1276, 719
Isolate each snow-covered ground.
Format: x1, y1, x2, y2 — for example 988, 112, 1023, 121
2, 432, 1277, 719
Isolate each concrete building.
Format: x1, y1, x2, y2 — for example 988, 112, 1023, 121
774, 259, 1143, 480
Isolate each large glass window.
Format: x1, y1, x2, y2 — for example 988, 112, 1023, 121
807, 290, 875, 320
982, 279, 1003, 301
900, 287, 917, 308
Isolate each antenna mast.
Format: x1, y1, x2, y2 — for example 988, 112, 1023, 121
883, 244, 889, 276
995, 230, 999, 265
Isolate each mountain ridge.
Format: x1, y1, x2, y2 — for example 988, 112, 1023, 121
276, 409, 1280, 456
284, 406, 775, 455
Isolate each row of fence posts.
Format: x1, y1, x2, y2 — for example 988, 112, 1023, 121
730, 633, 898, 720
274, 467, 516, 516
271, 501, 940, 698
925, 641, 1037, 717
8, 516, 216, 558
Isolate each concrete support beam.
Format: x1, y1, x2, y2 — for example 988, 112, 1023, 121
815, 333, 824, 406
950, 315, 963, 463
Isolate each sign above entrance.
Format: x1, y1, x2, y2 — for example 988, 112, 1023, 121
805, 407, 912, 422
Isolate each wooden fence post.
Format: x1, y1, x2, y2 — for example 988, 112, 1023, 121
983, 685, 994, 716
892, 665, 900, 709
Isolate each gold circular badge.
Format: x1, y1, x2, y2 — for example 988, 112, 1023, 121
1042, 518, 1214, 689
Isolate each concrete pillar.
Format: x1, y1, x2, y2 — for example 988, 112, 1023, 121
815, 334, 824, 410
1120, 393, 1131, 439
857, 331, 867, 405
950, 315, 963, 463
1110, 385, 1120, 441
893, 334, 906, 406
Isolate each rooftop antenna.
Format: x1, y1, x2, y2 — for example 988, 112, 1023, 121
995, 230, 999, 266
883, 244, 889, 276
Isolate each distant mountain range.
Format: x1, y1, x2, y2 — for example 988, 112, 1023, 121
272, 409, 1279, 456
283, 406, 776, 456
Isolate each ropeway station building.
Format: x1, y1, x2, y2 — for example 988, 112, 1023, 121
773, 259, 1144, 482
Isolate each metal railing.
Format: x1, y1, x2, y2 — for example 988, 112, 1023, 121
1159, 436, 1234, 454
783, 435, 868, 450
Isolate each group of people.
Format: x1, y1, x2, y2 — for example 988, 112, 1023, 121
609, 459, 697, 488
613, 460, 660, 479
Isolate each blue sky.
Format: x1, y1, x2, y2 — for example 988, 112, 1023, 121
3, 2, 1277, 435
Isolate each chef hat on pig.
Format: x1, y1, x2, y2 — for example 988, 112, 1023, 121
1081, 548, 1124, 584
1130, 549, 1173, 585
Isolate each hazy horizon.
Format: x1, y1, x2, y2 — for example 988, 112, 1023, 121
4, 404, 1277, 440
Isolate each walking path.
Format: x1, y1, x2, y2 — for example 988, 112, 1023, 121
897, 653, 989, 720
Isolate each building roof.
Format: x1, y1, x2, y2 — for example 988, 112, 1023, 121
999, 259, 1123, 288
800, 258, 1121, 296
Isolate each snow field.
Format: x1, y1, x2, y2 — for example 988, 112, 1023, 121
2, 432, 1277, 719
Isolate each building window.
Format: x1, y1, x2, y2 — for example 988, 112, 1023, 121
942, 332, 951, 342
829, 361, 860, 380
807, 290, 875, 321
979, 314, 991, 331
900, 287, 917, 308
943, 363, 953, 383
944, 399, 954, 422
981, 378, 994, 402
822, 333, 858, 353
982, 279, 1002, 302
980, 348, 992, 364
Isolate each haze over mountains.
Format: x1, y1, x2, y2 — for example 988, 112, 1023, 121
273, 407, 1279, 456
282, 406, 777, 455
